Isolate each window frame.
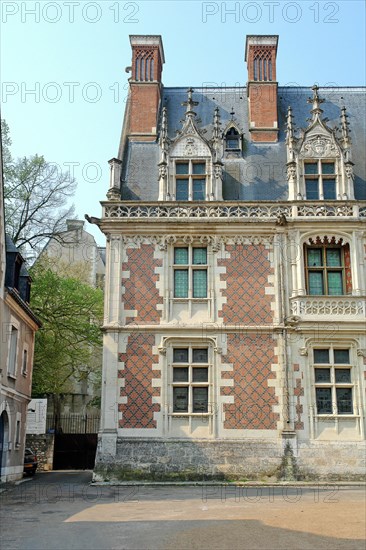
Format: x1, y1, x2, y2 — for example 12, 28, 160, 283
170, 345, 212, 416
312, 346, 355, 417
8, 325, 19, 378
174, 159, 207, 201
304, 244, 345, 296
304, 159, 337, 200
173, 245, 208, 300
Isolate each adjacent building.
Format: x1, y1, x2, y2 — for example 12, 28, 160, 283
0, 144, 41, 481
92, 35, 366, 481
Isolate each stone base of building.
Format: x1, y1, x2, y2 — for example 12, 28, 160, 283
93, 436, 365, 482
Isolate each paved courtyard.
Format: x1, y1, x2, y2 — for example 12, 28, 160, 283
1, 472, 365, 549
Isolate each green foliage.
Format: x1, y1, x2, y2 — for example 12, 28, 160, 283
1, 119, 76, 254
30, 261, 104, 398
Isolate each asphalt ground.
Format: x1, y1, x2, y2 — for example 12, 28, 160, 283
0, 471, 365, 549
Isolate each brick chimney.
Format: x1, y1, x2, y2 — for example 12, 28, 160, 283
128, 35, 165, 141
245, 35, 279, 143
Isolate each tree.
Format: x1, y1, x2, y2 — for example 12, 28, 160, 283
29, 258, 104, 418
1, 119, 76, 255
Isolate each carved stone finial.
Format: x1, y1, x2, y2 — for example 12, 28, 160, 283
182, 87, 199, 116
159, 106, 170, 154
211, 107, 221, 150
307, 84, 325, 120
340, 106, 352, 149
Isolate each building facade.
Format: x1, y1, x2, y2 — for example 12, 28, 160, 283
0, 146, 41, 480
92, 35, 366, 481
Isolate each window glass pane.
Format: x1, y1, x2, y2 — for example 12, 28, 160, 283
176, 179, 188, 200
314, 349, 330, 363
192, 387, 208, 412
323, 179, 336, 200
335, 369, 351, 383
176, 163, 189, 175
309, 271, 324, 295
173, 387, 188, 412
173, 349, 189, 363
326, 249, 341, 267
322, 162, 335, 175
305, 180, 319, 200
174, 270, 188, 298
334, 349, 350, 364
174, 248, 188, 265
315, 368, 331, 382
192, 348, 208, 363
173, 367, 189, 382
226, 138, 239, 149
193, 248, 207, 265
336, 388, 352, 414
193, 179, 205, 200
305, 163, 318, 175
192, 163, 206, 175
327, 272, 343, 295
307, 249, 322, 267
316, 388, 332, 414
192, 368, 208, 382
193, 270, 207, 298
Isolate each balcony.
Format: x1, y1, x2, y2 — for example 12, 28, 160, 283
290, 296, 366, 318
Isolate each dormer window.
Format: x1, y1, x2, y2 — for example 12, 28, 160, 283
175, 161, 206, 201
225, 128, 240, 150
304, 161, 336, 200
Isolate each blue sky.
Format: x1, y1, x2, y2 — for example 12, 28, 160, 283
1, 0, 365, 245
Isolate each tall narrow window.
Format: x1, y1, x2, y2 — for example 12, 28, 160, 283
304, 161, 336, 200
22, 349, 28, 375
173, 246, 207, 299
175, 160, 207, 201
313, 348, 354, 415
172, 347, 210, 413
225, 127, 240, 150
8, 326, 18, 376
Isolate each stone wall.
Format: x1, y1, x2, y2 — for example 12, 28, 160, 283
25, 434, 54, 471
93, 437, 366, 482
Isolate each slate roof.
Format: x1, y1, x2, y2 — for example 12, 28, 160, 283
120, 86, 366, 201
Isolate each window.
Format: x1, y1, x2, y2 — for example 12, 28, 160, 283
313, 348, 354, 415
175, 161, 206, 201
305, 246, 344, 295
15, 420, 21, 447
8, 326, 18, 377
22, 349, 28, 375
173, 247, 207, 299
253, 54, 272, 81
172, 347, 209, 413
304, 161, 336, 200
225, 127, 240, 150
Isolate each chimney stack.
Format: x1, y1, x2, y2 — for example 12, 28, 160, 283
128, 35, 165, 141
245, 35, 279, 143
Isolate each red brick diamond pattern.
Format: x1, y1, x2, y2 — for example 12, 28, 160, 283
122, 245, 162, 324
218, 245, 273, 324
119, 334, 160, 429
222, 334, 279, 429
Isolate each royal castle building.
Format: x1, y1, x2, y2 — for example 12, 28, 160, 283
91, 35, 366, 480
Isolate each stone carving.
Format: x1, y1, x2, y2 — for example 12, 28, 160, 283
302, 135, 338, 158
103, 202, 361, 220
183, 137, 198, 156
291, 298, 365, 316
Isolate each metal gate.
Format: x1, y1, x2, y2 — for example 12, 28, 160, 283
47, 415, 100, 470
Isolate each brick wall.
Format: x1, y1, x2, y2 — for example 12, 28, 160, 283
118, 334, 160, 429
129, 83, 161, 136
218, 244, 274, 324
221, 333, 279, 430
122, 244, 162, 323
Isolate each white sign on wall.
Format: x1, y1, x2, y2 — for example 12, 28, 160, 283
26, 399, 47, 434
